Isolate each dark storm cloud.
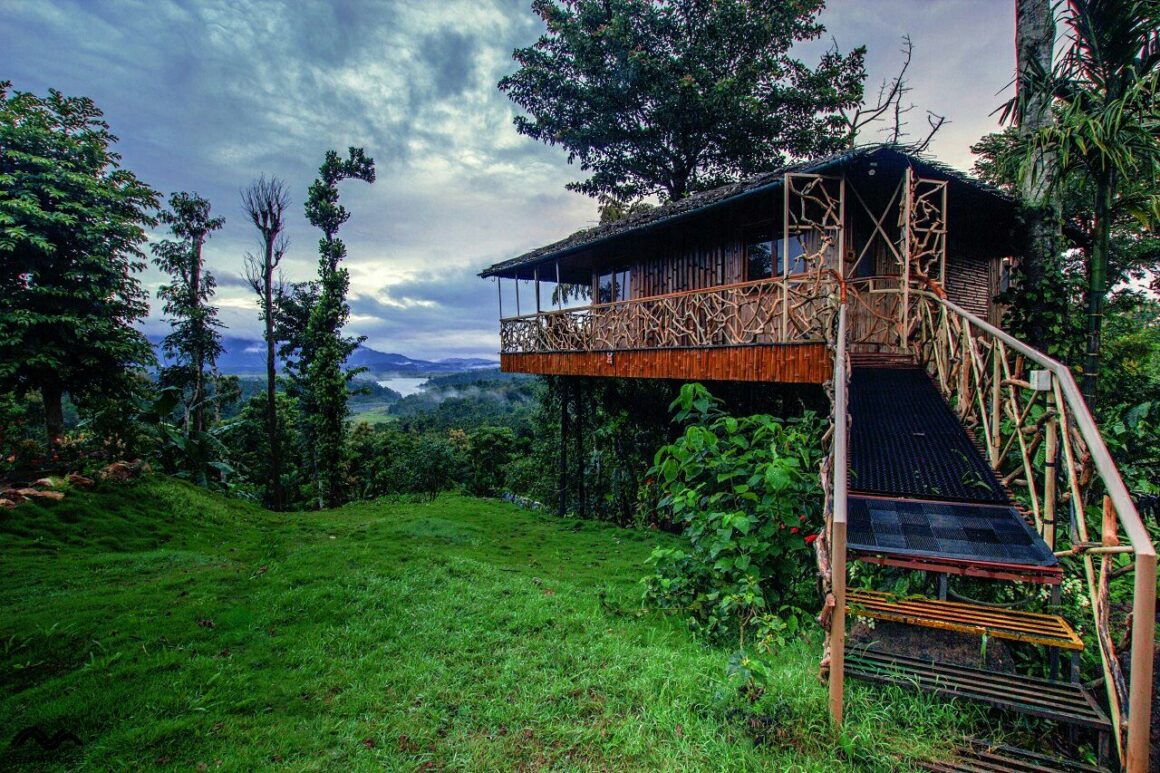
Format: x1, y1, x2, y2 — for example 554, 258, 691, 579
2, 0, 1015, 359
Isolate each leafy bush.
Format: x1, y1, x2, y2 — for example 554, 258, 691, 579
643, 383, 825, 649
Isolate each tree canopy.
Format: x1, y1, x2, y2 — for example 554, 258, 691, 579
0, 81, 158, 445
499, 0, 866, 201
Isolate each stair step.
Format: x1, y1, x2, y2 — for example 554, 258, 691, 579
848, 351, 917, 368
845, 647, 1110, 730
918, 739, 1107, 772
853, 552, 1063, 585
848, 589, 1083, 651
848, 496, 1062, 585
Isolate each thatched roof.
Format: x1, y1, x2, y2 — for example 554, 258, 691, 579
480, 144, 1011, 280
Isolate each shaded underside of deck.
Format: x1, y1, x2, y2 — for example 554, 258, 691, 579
501, 343, 831, 383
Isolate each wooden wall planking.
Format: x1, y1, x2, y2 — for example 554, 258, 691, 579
944, 254, 996, 320
500, 344, 831, 384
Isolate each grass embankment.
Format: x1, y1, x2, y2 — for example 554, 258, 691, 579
1, 479, 970, 770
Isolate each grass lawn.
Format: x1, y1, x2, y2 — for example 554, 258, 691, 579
0, 478, 975, 770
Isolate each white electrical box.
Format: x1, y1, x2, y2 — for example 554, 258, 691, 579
1029, 369, 1053, 391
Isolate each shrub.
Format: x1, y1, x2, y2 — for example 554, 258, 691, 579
643, 383, 825, 650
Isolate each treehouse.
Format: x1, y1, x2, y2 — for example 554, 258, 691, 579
482, 146, 1013, 384
480, 145, 1155, 771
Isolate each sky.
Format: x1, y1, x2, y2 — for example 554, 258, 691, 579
2, 0, 1017, 360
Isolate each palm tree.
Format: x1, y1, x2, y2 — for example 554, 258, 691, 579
1018, 0, 1159, 401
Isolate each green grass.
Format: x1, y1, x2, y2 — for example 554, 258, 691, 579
1, 478, 974, 770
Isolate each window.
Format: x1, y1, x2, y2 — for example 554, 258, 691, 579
777, 235, 809, 276
746, 228, 809, 280
596, 266, 630, 303
746, 232, 775, 280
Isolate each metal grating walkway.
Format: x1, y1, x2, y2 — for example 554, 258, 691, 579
848, 367, 1007, 503
847, 496, 1058, 568
845, 366, 1059, 578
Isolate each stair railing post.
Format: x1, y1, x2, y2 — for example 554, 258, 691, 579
1127, 550, 1156, 772
990, 345, 1002, 469
828, 303, 849, 727
1043, 416, 1057, 549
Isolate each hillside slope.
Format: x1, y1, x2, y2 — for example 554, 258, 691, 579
0, 479, 965, 770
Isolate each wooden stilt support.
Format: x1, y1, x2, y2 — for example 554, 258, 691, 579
558, 379, 568, 517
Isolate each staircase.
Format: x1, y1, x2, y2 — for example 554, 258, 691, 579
822, 290, 1154, 772
840, 362, 1110, 765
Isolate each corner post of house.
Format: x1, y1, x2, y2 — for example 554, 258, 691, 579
535, 267, 541, 315
900, 167, 913, 348
939, 181, 948, 286
837, 176, 847, 280
515, 273, 521, 317
782, 173, 791, 337
555, 261, 563, 311
497, 277, 504, 319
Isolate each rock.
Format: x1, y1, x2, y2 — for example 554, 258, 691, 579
0, 498, 17, 509
67, 473, 95, 489
34, 477, 58, 489
20, 489, 65, 501
99, 462, 134, 482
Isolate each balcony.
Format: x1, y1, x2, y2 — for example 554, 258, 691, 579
498, 274, 914, 383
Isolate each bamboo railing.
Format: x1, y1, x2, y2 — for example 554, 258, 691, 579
898, 286, 1156, 771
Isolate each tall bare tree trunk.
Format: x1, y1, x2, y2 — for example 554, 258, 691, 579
243, 177, 289, 510
1015, 0, 1060, 350
263, 240, 283, 510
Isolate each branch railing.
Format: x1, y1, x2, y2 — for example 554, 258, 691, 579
499, 272, 842, 354
900, 286, 1155, 770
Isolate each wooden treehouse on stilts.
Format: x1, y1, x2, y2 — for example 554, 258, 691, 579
480, 146, 1155, 771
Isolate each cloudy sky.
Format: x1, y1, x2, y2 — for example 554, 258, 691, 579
3, 0, 1016, 360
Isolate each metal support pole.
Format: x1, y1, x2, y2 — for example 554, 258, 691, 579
497, 277, 503, 319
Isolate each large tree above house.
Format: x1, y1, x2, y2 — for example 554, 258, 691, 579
499, 0, 866, 202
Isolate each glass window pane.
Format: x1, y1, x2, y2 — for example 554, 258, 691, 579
597, 270, 614, 303
746, 239, 773, 280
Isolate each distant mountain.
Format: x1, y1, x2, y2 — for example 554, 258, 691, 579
148, 335, 497, 376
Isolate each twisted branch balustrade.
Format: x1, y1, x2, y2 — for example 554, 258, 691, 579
499, 273, 842, 354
